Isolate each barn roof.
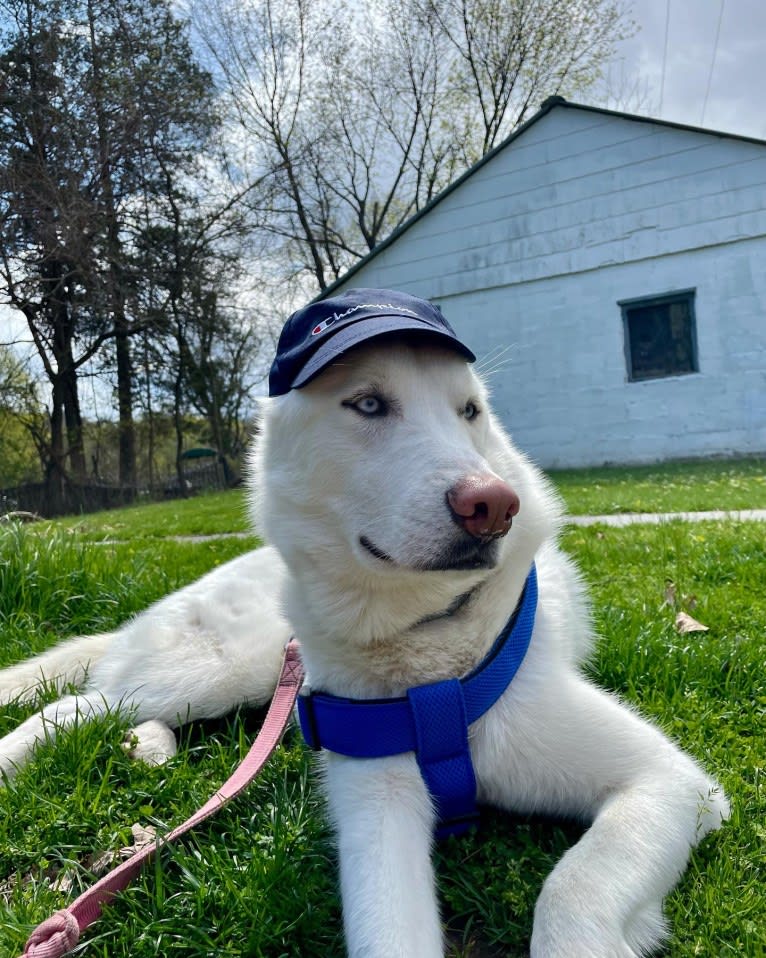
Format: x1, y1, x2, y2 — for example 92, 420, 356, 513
320, 97, 766, 300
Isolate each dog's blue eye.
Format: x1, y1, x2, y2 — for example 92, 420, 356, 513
358, 397, 381, 415
345, 395, 388, 417
463, 401, 480, 421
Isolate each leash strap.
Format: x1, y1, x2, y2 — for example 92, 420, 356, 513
298, 564, 538, 837
19, 640, 305, 958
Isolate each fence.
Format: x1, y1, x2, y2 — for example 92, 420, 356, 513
0, 457, 237, 520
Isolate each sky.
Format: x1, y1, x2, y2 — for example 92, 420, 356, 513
611, 0, 766, 140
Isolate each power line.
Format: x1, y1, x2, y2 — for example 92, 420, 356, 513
701, 0, 725, 126
659, 0, 671, 115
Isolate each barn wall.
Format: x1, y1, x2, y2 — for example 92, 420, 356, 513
441, 241, 766, 468
335, 106, 766, 467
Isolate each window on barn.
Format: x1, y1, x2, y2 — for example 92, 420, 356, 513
619, 290, 698, 382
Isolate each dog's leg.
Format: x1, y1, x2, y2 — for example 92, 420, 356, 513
487, 675, 728, 958
0, 694, 182, 780
1, 548, 290, 780
325, 752, 443, 958
0, 692, 110, 780
0, 633, 114, 705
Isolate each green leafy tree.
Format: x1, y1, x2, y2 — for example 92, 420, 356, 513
80, 0, 217, 487
0, 345, 45, 487
130, 138, 261, 489
0, 1, 97, 504
0, 0, 219, 509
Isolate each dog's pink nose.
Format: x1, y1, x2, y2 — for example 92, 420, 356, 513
447, 476, 520, 539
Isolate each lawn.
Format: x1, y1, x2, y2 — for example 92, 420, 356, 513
549, 456, 766, 516
49, 488, 252, 541
0, 462, 764, 956
36, 456, 766, 544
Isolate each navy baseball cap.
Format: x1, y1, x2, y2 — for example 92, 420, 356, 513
268, 288, 476, 396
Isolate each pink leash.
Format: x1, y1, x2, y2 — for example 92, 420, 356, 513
20, 640, 305, 958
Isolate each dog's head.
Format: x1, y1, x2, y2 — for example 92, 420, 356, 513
252, 337, 559, 612
251, 289, 561, 645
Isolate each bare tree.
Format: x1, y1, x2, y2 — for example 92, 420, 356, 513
592, 56, 658, 116
424, 0, 633, 162
189, 0, 328, 289
191, 0, 466, 289
188, 0, 632, 294
307, 0, 462, 253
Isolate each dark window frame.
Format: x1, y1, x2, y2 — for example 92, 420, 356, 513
619, 289, 699, 383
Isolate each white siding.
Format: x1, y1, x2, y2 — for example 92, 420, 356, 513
335, 105, 766, 467
442, 242, 766, 467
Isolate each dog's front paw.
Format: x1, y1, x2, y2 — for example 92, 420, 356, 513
697, 781, 730, 839
531, 879, 665, 958
123, 720, 177, 766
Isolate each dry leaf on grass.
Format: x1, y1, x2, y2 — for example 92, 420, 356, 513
0, 873, 20, 904
675, 611, 709, 634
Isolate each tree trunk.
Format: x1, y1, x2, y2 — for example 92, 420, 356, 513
86, 0, 136, 491
61, 363, 86, 479
173, 364, 187, 498
45, 376, 66, 515
114, 318, 136, 488
142, 330, 156, 491
46, 258, 87, 481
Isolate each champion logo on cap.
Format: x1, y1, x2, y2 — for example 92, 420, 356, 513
311, 317, 336, 336
311, 302, 419, 336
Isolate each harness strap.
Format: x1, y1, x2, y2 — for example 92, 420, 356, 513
298, 564, 538, 836
19, 640, 305, 958
408, 679, 477, 838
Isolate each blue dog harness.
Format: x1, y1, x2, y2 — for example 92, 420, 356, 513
297, 565, 538, 838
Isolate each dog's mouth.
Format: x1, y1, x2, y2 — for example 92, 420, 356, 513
360, 535, 395, 563
421, 536, 500, 571
359, 534, 500, 571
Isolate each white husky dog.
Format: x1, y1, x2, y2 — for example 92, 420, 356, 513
0, 289, 727, 957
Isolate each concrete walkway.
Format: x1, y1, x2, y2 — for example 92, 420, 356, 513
92, 509, 766, 545
566, 508, 766, 527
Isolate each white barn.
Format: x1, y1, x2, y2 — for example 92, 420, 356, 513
326, 98, 766, 469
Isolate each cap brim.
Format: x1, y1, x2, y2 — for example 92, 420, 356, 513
292, 317, 476, 389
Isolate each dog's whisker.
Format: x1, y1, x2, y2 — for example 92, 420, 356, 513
475, 344, 516, 378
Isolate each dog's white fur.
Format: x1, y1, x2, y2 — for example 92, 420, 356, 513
0, 339, 728, 957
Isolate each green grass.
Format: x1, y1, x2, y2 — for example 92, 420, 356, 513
549, 456, 766, 516
47, 488, 251, 541
1, 474, 765, 955
0, 525, 259, 665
